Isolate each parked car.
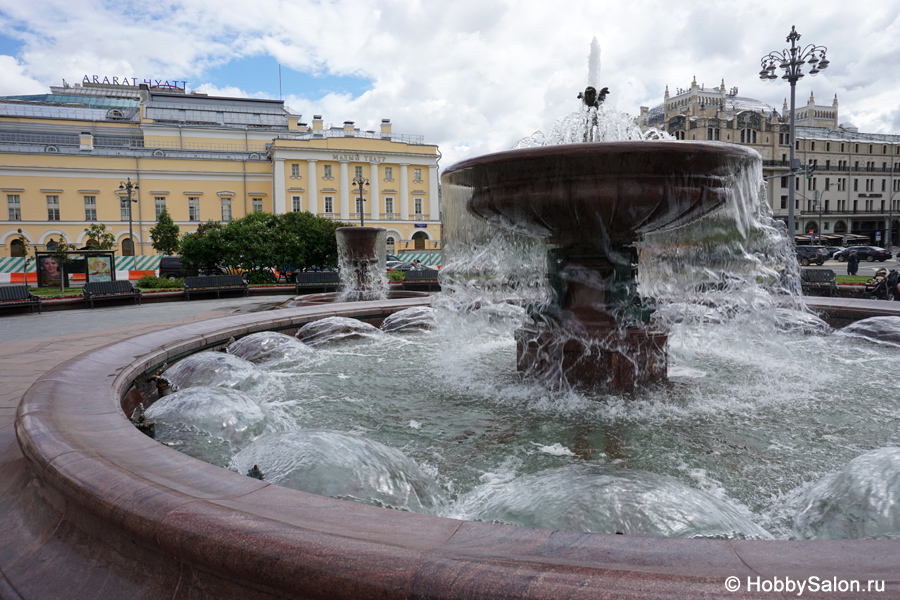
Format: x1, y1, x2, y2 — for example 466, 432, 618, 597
821, 246, 843, 259
794, 246, 828, 266
833, 246, 893, 262
159, 256, 227, 280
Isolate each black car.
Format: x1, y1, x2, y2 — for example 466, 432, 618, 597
159, 256, 227, 280
794, 246, 828, 266
833, 246, 893, 263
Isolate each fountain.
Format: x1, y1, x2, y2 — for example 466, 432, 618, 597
442, 139, 759, 390
5, 42, 900, 599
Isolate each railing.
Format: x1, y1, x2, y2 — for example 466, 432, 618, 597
283, 129, 425, 145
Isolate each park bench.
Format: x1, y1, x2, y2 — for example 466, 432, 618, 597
83, 280, 142, 309
402, 268, 441, 292
0, 285, 42, 314
294, 271, 341, 295
183, 275, 248, 300
800, 268, 837, 297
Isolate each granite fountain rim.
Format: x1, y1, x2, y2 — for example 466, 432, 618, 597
11, 294, 900, 598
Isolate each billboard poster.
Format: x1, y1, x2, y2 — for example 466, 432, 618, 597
88, 256, 113, 282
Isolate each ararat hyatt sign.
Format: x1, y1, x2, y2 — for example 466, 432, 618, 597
82, 75, 187, 90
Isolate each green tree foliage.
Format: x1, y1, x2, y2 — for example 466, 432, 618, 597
149, 209, 181, 256
180, 221, 225, 275
82, 223, 116, 249
179, 214, 344, 284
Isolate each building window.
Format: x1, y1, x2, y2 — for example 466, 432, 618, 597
780, 176, 788, 188
47, 195, 60, 221
414, 197, 423, 215
84, 196, 97, 221
384, 167, 393, 181
7, 194, 21, 220
741, 129, 757, 144
292, 195, 302, 212
810, 141, 816, 151
154, 196, 166, 219
291, 163, 300, 177
221, 197, 232, 222
355, 166, 363, 179
323, 165, 333, 179
414, 168, 422, 182
252, 198, 263, 213
780, 195, 787, 209
707, 128, 719, 141
189, 197, 200, 221
355, 196, 364, 214
854, 179, 858, 192
384, 197, 394, 215
120, 196, 130, 220
323, 196, 334, 214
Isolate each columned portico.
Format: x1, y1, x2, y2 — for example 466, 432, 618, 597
273, 158, 286, 214
400, 163, 409, 220
339, 160, 350, 220
307, 160, 318, 215
429, 165, 440, 220
369, 162, 380, 220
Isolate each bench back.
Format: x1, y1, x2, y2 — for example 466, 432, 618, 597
83, 280, 135, 294
403, 269, 440, 282
295, 271, 341, 285
800, 269, 835, 284
183, 274, 246, 289
0, 285, 34, 301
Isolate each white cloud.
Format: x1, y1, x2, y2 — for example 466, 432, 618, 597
0, 55, 45, 94
3, 0, 900, 166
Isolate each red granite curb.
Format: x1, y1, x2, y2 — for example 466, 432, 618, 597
4, 297, 900, 599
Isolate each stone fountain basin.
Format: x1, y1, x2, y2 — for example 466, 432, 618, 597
7, 298, 900, 598
445, 141, 760, 248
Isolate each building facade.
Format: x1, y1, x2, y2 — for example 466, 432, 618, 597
0, 82, 441, 261
639, 77, 900, 245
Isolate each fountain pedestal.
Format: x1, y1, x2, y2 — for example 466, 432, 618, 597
335, 226, 387, 300
442, 140, 759, 391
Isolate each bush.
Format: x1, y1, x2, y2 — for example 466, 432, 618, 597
388, 270, 405, 283
137, 275, 183, 289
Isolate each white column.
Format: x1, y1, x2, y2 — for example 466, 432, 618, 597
399, 163, 409, 220
339, 160, 350, 220
273, 158, 286, 214
307, 160, 318, 215
428, 165, 440, 220
369, 162, 380, 220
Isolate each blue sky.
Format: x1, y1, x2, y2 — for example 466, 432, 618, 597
1, 1, 900, 167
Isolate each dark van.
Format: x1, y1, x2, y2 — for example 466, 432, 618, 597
159, 256, 227, 280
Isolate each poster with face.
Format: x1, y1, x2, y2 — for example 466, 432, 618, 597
88, 256, 112, 282
39, 256, 61, 286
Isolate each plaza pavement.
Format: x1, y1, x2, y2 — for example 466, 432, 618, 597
0, 295, 289, 447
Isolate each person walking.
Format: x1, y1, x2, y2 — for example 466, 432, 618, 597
847, 250, 860, 276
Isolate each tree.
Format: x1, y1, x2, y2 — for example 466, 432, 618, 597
149, 209, 181, 255
180, 221, 225, 275
82, 223, 116, 249
281, 211, 344, 271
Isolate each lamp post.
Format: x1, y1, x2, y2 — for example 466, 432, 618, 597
760, 25, 829, 243
353, 175, 369, 226
119, 177, 139, 257
888, 190, 900, 252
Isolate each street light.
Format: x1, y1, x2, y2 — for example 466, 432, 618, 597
887, 190, 900, 252
119, 177, 139, 256
760, 25, 829, 243
353, 175, 369, 226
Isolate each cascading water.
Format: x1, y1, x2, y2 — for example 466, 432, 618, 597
142, 41, 900, 542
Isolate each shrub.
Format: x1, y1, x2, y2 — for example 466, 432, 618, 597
137, 275, 183, 289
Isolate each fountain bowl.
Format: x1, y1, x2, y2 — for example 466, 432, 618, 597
5, 297, 899, 598
444, 140, 760, 248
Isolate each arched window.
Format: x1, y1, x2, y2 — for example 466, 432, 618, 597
122, 237, 134, 256
10, 239, 25, 257
386, 236, 395, 253
412, 231, 428, 250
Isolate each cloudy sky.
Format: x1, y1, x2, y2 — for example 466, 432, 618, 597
1, 0, 899, 168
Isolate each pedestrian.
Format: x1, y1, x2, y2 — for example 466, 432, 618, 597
847, 250, 860, 276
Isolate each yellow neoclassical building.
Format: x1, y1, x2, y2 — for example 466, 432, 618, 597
0, 81, 442, 265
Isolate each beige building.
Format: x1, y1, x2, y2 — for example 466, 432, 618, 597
0, 82, 441, 263
639, 77, 900, 245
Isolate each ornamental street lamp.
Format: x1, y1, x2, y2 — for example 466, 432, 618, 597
353, 175, 369, 226
119, 177, 139, 256
760, 25, 830, 243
